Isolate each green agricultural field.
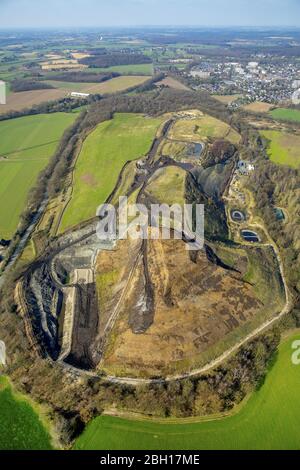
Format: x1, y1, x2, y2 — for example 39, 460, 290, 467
270, 108, 300, 123
0, 377, 53, 450
260, 130, 300, 169
0, 112, 77, 239
60, 113, 163, 232
45, 75, 151, 94
74, 333, 300, 450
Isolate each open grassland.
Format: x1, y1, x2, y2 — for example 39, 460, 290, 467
260, 129, 300, 169
243, 102, 274, 113
270, 108, 300, 123
46, 75, 151, 95
0, 76, 150, 115
155, 77, 190, 91
145, 166, 187, 205
0, 377, 53, 450
0, 89, 67, 114
75, 333, 300, 450
0, 112, 77, 238
169, 113, 241, 145
60, 113, 163, 232
41, 62, 87, 71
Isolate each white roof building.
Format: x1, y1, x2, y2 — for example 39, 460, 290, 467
0, 80, 6, 105
70, 92, 90, 98
0, 340, 6, 366
292, 80, 300, 89
238, 160, 255, 175
190, 70, 211, 79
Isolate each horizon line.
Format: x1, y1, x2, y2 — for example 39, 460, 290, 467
1, 24, 300, 30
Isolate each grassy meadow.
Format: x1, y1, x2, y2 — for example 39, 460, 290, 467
260, 130, 300, 169
169, 113, 241, 145
0, 376, 53, 450
60, 113, 163, 232
74, 333, 300, 450
45, 75, 151, 95
146, 166, 187, 206
0, 112, 77, 238
243, 102, 274, 113
270, 108, 300, 123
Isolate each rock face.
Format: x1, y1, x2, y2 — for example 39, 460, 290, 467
21, 223, 113, 370
25, 263, 62, 360
64, 281, 99, 370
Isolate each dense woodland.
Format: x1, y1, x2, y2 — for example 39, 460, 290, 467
41, 71, 120, 83
10, 79, 54, 93
79, 52, 152, 68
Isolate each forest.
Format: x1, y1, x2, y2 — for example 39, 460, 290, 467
79, 52, 152, 68
10, 79, 54, 93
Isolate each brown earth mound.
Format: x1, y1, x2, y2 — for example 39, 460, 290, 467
99, 235, 262, 377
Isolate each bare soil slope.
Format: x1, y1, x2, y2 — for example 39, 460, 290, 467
101, 236, 262, 377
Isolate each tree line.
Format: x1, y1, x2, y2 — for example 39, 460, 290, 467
79, 52, 152, 68
41, 71, 120, 83
10, 79, 54, 93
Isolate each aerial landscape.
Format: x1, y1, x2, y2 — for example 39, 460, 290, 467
0, 0, 300, 457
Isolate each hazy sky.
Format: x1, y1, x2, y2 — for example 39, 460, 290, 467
0, 0, 299, 28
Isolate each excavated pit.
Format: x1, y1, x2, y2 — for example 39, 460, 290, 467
63, 281, 99, 370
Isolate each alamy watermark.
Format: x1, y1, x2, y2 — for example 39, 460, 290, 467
0, 81, 6, 105
96, 197, 205, 251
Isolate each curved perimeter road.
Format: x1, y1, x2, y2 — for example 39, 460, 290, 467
102, 201, 292, 386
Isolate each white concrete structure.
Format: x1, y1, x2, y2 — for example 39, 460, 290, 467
237, 160, 255, 175
248, 61, 259, 68
0, 80, 6, 105
0, 340, 6, 366
190, 70, 211, 79
292, 80, 300, 89
70, 91, 90, 98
